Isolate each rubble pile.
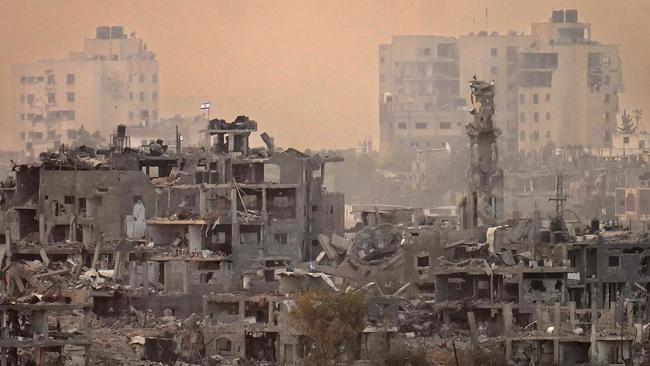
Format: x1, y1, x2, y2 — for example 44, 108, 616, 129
1, 248, 133, 305
398, 299, 444, 337
39, 145, 103, 170
350, 223, 409, 263
4, 96, 650, 366
89, 310, 201, 366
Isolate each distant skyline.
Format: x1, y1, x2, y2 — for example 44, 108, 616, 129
2, 0, 650, 151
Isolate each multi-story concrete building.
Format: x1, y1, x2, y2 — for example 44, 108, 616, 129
458, 31, 534, 154
378, 36, 471, 162
11, 26, 158, 155
380, 10, 623, 160
517, 10, 623, 155
1, 117, 345, 303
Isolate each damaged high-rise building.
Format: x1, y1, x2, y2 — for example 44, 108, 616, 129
378, 36, 472, 163
516, 10, 623, 155
0, 115, 348, 364
11, 26, 159, 155
379, 10, 623, 161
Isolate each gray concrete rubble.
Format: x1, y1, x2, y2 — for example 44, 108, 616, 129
0, 84, 649, 365
0, 115, 348, 365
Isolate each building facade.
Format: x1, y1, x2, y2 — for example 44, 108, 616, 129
11, 26, 158, 155
517, 10, 623, 155
378, 36, 471, 162
458, 31, 534, 154
379, 10, 623, 160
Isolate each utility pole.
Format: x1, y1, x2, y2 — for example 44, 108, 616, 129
633, 109, 643, 132
176, 125, 182, 169
549, 174, 568, 232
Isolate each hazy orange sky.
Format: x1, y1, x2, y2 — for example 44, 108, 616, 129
1, 0, 649, 151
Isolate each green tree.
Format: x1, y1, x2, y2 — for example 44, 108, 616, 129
291, 291, 366, 366
618, 110, 636, 134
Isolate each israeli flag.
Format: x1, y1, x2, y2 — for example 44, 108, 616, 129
200, 102, 211, 110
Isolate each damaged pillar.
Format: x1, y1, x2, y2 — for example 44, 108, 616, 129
467, 311, 479, 348
230, 188, 240, 279
4, 230, 11, 295
143, 262, 149, 294
199, 187, 207, 217
39, 214, 46, 244
91, 243, 101, 270
590, 288, 599, 364
69, 215, 76, 242
569, 301, 576, 331
0, 310, 5, 366
262, 188, 267, 221
32, 309, 48, 366
113, 252, 122, 282
228, 133, 235, 153
503, 303, 513, 362
553, 302, 560, 365
239, 299, 246, 321
442, 310, 450, 325
489, 273, 494, 303
82, 306, 91, 366
627, 301, 634, 336
535, 302, 542, 329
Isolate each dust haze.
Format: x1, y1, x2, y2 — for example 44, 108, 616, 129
1, 0, 650, 150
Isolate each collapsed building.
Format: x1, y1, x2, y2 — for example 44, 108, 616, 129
311, 81, 650, 366
0, 116, 348, 365
1, 83, 649, 365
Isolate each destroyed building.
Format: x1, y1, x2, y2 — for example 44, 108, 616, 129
310, 80, 650, 365
142, 116, 344, 296
1, 82, 648, 365
458, 80, 504, 229
11, 26, 159, 156
0, 115, 348, 365
378, 10, 623, 163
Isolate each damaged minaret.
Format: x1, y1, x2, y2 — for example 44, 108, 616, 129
459, 80, 504, 229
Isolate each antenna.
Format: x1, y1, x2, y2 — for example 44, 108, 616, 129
633, 108, 644, 133
485, 7, 489, 32
549, 173, 567, 230
176, 125, 182, 169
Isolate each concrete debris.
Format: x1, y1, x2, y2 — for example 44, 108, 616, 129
0, 119, 353, 365
2, 74, 650, 365
129, 335, 146, 345
349, 223, 408, 263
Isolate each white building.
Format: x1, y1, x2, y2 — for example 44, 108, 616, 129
379, 10, 624, 160
11, 26, 159, 154
458, 31, 534, 154
516, 10, 623, 155
378, 36, 471, 162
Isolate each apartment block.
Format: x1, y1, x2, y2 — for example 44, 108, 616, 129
380, 10, 623, 160
517, 10, 623, 155
378, 36, 471, 162
11, 26, 159, 155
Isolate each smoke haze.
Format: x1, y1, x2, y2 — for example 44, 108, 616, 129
1, 0, 649, 150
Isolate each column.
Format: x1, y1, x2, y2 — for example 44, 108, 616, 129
503, 303, 513, 362
553, 302, 560, 365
